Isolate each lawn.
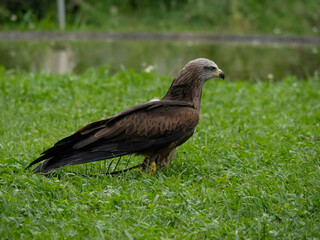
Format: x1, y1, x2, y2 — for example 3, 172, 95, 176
0, 67, 319, 239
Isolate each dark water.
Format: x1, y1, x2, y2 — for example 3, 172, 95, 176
0, 41, 319, 80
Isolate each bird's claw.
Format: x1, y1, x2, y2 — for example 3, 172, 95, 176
149, 161, 157, 175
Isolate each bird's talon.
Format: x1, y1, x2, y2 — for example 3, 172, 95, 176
149, 161, 156, 175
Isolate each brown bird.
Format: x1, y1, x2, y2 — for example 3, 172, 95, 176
27, 58, 224, 174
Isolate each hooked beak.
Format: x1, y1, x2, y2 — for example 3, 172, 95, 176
212, 69, 225, 79
218, 69, 225, 79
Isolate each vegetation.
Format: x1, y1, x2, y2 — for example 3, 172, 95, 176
0, 0, 319, 35
0, 68, 319, 239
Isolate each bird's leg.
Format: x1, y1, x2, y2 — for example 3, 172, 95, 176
156, 149, 177, 170
141, 157, 157, 175
149, 161, 157, 175
167, 149, 177, 165
141, 157, 149, 172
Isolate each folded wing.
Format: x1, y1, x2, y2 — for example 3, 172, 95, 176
28, 100, 199, 173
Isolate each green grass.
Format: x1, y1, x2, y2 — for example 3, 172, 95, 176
0, 67, 319, 239
1, 0, 319, 36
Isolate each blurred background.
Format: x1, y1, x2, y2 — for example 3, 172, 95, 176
0, 0, 319, 80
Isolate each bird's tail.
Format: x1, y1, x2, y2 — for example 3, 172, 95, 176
29, 150, 128, 173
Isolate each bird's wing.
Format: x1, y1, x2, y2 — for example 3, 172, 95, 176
76, 100, 194, 134
28, 100, 199, 172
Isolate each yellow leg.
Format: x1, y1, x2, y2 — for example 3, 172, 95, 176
149, 161, 157, 175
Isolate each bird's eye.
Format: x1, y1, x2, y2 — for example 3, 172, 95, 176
204, 66, 215, 71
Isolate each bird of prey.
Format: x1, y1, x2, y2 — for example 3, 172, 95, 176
27, 58, 224, 174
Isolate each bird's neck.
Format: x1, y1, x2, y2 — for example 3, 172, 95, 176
162, 75, 204, 111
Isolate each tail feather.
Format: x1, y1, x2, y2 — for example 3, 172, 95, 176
33, 150, 127, 173
27, 132, 81, 169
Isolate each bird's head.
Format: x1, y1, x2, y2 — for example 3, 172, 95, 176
172, 58, 225, 87
187, 58, 225, 82
163, 58, 225, 107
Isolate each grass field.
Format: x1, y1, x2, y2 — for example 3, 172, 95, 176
0, 67, 319, 239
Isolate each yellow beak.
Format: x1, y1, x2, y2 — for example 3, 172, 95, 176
212, 69, 225, 79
